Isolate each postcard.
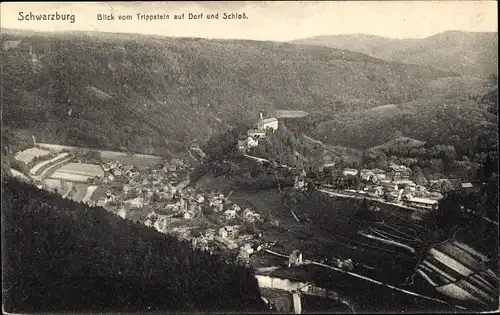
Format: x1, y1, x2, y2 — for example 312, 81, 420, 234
1, 1, 498, 314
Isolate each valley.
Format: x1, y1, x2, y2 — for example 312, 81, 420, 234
1, 17, 498, 315
11, 136, 497, 312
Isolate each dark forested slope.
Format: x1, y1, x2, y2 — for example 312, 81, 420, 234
291, 87, 498, 155
1, 30, 455, 154
1, 177, 265, 313
292, 31, 498, 77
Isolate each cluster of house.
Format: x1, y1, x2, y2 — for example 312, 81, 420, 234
325, 164, 447, 211
215, 225, 265, 262
98, 158, 191, 208
144, 211, 169, 231
223, 203, 262, 223
334, 164, 412, 183
160, 189, 260, 222
374, 180, 442, 210
237, 113, 279, 152
98, 161, 138, 183
94, 155, 270, 255
143, 213, 265, 258
97, 158, 268, 255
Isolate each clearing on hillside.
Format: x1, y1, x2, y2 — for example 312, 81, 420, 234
30, 152, 71, 176
50, 163, 104, 182
14, 147, 51, 164
275, 110, 310, 118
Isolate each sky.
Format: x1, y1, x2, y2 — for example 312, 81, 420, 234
1, 1, 498, 41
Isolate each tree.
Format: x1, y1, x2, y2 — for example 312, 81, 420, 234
439, 180, 453, 194
410, 165, 427, 186
346, 175, 359, 189
427, 190, 475, 232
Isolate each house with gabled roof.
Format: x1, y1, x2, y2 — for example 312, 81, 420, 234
257, 112, 278, 131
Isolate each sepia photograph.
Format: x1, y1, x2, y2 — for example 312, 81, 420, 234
1, 1, 498, 314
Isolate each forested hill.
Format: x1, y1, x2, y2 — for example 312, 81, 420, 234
291, 31, 498, 77
2, 176, 265, 313
1, 30, 455, 154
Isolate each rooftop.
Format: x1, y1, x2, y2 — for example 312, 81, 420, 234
393, 180, 416, 186
389, 164, 410, 172
407, 197, 438, 205
248, 129, 266, 134
343, 168, 358, 172
380, 180, 396, 185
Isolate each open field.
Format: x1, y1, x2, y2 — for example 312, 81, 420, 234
14, 147, 52, 164
38, 156, 75, 179
196, 177, 346, 256
275, 110, 310, 118
367, 104, 397, 112
35, 143, 162, 166
50, 172, 93, 183
30, 152, 70, 176
55, 163, 105, 177
251, 251, 289, 269
164, 217, 221, 236
49, 163, 104, 182
114, 154, 162, 167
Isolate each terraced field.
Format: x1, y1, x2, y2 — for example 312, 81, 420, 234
26, 153, 105, 204
35, 143, 162, 166
50, 163, 104, 183
30, 152, 73, 177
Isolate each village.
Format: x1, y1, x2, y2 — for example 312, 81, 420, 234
61, 154, 272, 264
7, 111, 495, 313
9, 139, 273, 264
86, 112, 476, 263
316, 162, 479, 214
9, 111, 478, 266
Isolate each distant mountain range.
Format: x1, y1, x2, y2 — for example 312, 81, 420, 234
291, 31, 498, 77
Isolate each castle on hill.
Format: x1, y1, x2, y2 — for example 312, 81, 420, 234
237, 112, 279, 152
